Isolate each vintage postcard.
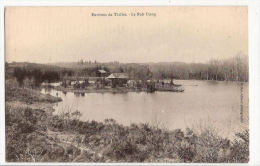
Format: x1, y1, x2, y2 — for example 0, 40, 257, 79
4, 6, 250, 163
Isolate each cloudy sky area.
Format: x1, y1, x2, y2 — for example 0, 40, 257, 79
5, 7, 248, 63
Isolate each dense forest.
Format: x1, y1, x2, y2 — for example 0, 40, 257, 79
149, 55, 248, 81
7, 55, 248, 87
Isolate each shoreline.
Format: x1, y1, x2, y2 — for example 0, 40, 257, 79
43, 84, 247, 141
42, 79, 249, 95
44, 85, 184, 94
6, 81, 249, 162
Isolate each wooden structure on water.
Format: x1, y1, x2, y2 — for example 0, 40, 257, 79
60, 71, 184, 92
134, 79, 184, 93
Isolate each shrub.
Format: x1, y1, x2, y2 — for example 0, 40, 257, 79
5, 105, 50, 162
228, 130, 249, 163
177, 141, 196, 162
13, 67, 27, 86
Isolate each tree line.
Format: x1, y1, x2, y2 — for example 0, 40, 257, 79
13, 68, 60, 87
150, 55, 248, 81
71, 55, 248, 82
10, 54, 248, 87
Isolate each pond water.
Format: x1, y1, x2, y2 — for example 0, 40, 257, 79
42, 80, 248, 138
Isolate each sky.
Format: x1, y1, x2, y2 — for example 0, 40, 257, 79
5, 7, 248, 63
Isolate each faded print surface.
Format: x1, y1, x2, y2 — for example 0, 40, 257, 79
5, 7, 248, 163
5, 7, 247, 63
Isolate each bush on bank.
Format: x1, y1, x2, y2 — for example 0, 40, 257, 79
48, 111, 249, 163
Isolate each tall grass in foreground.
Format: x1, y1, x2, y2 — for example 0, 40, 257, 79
45, 107, 249, 163
6, 104, 249, 162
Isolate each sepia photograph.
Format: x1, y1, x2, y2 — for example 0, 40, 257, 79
4, 6, 249, 163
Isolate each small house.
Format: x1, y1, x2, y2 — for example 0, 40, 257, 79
106, 73, 129, 88
96, 70, 107, 77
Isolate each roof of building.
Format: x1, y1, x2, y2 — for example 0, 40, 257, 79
158, 79, 173, 84
97, 70, 107, 74
106, 73, 129, 79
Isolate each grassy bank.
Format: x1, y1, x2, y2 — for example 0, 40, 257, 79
5, 80, 249, 163
6, 79, 62, 104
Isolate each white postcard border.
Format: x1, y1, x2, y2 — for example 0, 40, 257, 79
0, 0, 259, 165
